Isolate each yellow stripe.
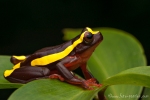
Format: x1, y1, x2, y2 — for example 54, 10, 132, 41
31, 33, 85, 66
86, 27, 99, 34
31, 27, 99, 66
13, 55, 26, 60
4, 63, 21, 77
4, 27, 99, 77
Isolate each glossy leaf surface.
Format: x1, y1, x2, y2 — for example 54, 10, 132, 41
8, 79, 99, 100
8, 66, 150, 100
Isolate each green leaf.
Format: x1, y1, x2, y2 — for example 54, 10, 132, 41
0, 56, 23, 88
1, 27, 148, 100
101, 66, 150, 100
103, 66, 150, 88
8, 79, 99, 100
0, 83, 23, 89
9, 66, 150, 100
63, 27, 146, 99
141, 88, 150, 100
0, 56, 12, 83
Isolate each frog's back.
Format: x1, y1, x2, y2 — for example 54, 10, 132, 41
34, 40, 73, 57
11, 34, 80, 65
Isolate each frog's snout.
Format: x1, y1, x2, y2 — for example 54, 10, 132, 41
94, 31, 103, 43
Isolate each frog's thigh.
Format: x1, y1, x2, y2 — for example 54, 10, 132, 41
6, 66, 50, 83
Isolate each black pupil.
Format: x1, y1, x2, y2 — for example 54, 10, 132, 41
86, 32, 93, 39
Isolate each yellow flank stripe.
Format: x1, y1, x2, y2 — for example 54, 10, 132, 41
4, 63, 21, 77
4, 56, 26, 77
31, 27, 99, 66
31, 33, 85, 66
4, 27, 99, 77
13, 55, 26, 60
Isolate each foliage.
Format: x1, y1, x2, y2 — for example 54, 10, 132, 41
0, 27, 149, 100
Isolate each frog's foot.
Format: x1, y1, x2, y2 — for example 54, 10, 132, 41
49, 74, 64, 81
82, 78, 102, 90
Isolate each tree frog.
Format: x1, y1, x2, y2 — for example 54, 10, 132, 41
4, 27, 103, 89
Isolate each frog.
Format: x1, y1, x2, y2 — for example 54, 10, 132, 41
4, 27, 103, 89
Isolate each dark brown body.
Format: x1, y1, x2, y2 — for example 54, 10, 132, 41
5, 28, 103, 89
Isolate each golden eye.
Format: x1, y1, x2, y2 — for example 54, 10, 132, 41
83, 32, 93, 44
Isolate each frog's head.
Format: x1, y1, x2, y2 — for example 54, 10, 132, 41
81, 27, 103, 46
74, 27, 103, 57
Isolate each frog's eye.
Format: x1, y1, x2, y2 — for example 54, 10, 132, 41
83, 31, 93, 44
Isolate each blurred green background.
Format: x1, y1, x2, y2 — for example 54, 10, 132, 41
0, 0, 150, 99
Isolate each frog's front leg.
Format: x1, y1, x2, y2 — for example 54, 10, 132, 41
80, 63, 102, 87
5, 66, 50, 83
54, 56, 98, 89
80, 63, 94, 79
80, 63, 100, 83
56, 56, 83, 82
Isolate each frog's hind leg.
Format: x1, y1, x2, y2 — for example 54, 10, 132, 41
5, 66, 50, 83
